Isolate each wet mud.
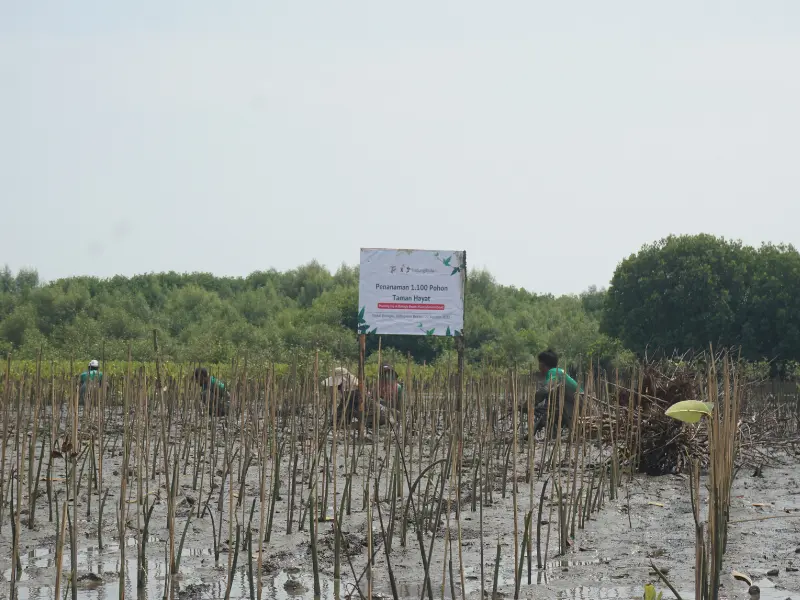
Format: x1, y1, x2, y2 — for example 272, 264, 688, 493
2, 432, 800, 600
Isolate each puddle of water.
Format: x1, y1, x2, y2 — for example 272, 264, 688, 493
258, 555, 610, 600
387, 581, 460, 599
558, 581, 798, 600
371, 565, 520, 600
13, 540, 793, 600
558, 586, 650, 599
268, 569, 336, 600
6, 539, 176, 600
7, 541, 343, 600
545, 556, 607, 572
746, 577, 800, 600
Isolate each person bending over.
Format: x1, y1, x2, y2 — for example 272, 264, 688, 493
194, 367, 229, 417
335, 382, 364, 426
532, 349, 581, 436
379, 364, 404, 413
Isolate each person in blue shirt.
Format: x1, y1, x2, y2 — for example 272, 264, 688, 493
532, 349, 581, 436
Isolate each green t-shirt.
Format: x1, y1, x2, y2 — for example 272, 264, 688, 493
380, 382, 403, 404
79, 370, 103, 384
203, 376, 226, 394
544, 368, 581, 395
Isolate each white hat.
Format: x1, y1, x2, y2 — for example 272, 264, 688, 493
322, 367, 359, 389
89, 360, 99, 369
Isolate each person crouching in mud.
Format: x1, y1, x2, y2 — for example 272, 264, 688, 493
335, 381, 363, 426
194, 368, 229, 416
379, 364, 404, 413
531, 349, 581, 437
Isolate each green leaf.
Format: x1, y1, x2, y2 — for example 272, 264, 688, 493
451, 267, 460, 275
425, 328, 435, 336
446, 326, 452, 336
369, 327, 377, 335
358, 306, 365, 321
664, 400, 714, 424
643, 584, 660, 600
443, 256, 451, 266
454, 329, 461, 337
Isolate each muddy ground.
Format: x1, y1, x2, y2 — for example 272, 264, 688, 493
1, 422, 799, 600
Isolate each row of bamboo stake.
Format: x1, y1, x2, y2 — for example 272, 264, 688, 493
0, 351, 747, 600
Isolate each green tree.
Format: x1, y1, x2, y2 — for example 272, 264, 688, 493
0, 263, 624, 368
0, 265, 14, 294
741, 243, 800, 371
0, 305, 37, 349
602, 234, 754, 358
580, 285, 606, 318
602, 235, 800, 369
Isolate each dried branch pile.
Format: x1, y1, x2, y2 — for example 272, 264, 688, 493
615, 355, 796, 476
634, 363, 706, 476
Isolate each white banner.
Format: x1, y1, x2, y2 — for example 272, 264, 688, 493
358, 248, 466, 337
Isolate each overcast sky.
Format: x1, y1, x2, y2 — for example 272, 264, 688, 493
1, 1, 798, 296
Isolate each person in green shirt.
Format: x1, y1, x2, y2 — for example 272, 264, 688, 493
532, 349, 581, 436
194, 368, 228, 417
78, 359, 103, 406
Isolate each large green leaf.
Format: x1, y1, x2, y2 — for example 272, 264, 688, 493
664, 400, 714, 424
643, 584, 662, 600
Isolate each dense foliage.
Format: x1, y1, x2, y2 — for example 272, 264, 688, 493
0, 263, 628, 368
5, 234, 797, 373
602, 234, 800, 372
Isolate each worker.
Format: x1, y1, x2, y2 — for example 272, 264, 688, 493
193, 367, 228, 416
379, 364, 404, 413
78, 359, 103, 406
335, 381, 364, 426
531, 349, 581, 436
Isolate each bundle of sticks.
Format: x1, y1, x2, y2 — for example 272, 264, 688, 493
583, 359, 707, 476
603, 352, 791, 475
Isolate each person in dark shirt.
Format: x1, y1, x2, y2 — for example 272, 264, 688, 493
335, 381, 364, 426
194, 367, 228, 416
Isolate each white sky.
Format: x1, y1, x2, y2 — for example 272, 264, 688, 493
1, 1, 798, 296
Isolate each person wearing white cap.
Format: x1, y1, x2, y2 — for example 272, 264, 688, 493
78, 359, 103, 405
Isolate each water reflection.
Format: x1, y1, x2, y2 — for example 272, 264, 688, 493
557, 582, 797, 600
23, 539, 789, 600
8, 539, 168, 600
8, 539, 342, 600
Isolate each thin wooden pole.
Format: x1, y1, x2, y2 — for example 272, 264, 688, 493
358, 334, 366, 438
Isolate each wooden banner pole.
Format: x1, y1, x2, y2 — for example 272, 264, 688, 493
358, 333, 366, 438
